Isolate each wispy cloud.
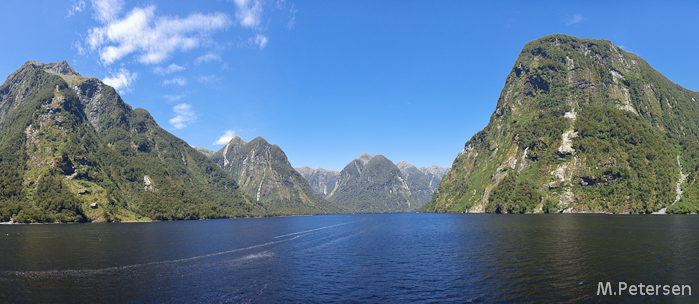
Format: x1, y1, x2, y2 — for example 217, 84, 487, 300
169, 103, 196, 129
164, 91, 189, 103
255, 34, 268, 48
153, 63, 185, 75
85, 5, 232, 65
196, 75, 220, 84
566, 14, 583, 26
102, 68, 138, 93
195, 52, 222, 65
239, 34, 268, 49
214, 130, 236, 145
163, 77, 187, 86
286, 5, 298, 29
67, 0, 86, 18
92, 0, 124, 23
233, 0, 263, 28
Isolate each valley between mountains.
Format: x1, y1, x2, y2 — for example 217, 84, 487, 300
2, 34, 699, 223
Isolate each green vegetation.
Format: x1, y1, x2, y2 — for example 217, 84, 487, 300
209, 136, 345, 215
423, 34, 699, 214
326, 155, 418, 213
572, 106, 675, 213
0, 61, 257, 223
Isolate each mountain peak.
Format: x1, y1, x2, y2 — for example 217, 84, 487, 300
22, 60, 81, 77
396, 160, 416, 171
227, 136, 246, 145
42, 60, 80, 77
249, 136, 270, 146
358, 152, 373, 164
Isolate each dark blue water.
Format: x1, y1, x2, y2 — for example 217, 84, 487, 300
1, 213, 697, 303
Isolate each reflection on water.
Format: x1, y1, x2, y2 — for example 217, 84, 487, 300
0, 213, 697, 303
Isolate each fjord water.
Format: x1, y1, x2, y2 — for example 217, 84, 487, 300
1, 214, 697, 303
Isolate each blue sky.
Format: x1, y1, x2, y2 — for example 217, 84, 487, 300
1, 1, 698, 171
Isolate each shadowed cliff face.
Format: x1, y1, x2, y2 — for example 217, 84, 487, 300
423, 34, 699, 214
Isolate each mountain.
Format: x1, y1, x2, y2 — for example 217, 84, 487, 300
395, 161, 443, 208
295, 166, 340, 197
0, 61, 258, 223
318, 153, 419, 213
396, 161, 449, 193
296, 156, 448, 212
418, 165, 450, 192
207, 136, 344, 215
194, 146, 215, 158
421, 34, 699, 214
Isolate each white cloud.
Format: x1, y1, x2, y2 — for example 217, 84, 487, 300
164, 92, 189, 102
67, 0, 86, 17
214, 130, 236, 145
196, 75, 219, 84
102, 68, 138, 93
153, 63, 185, 75
566, 14, 583, 26
169, 103, 196, 129
195, 52, 222, 65
255, 34, 268, 48
239, 34, 268, 49
85, 5, 232, 65
286, 6, 297, 29
233, 0, 263, 28
92, 0, 124, 24
163, 77, 187, 86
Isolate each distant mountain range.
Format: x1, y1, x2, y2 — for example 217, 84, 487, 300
0, 60, 446, 223
197, 137, 344, 215
296, 154, 448, 212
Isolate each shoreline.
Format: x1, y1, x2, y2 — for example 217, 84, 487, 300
1, 211, 698, 225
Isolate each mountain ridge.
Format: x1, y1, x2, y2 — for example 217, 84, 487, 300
207, 136, 344, 215
0, 60, 258, 222
296, 155, 447, 212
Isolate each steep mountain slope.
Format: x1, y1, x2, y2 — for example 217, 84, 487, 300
295, 166, 340, 197
322, 153, 419, 213
418, 165, 450, 192
395, 161, 437, 208
208, 136, 344, 215
0, 61, 257, 222
194, 146, 215, 158
421, 34, 699, 214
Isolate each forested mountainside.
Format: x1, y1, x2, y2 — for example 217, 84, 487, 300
422, 34, 699, 214
0, 61, 257, 223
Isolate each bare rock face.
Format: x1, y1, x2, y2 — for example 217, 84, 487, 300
295, 166, 341, 197
41, 60, 80, 77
